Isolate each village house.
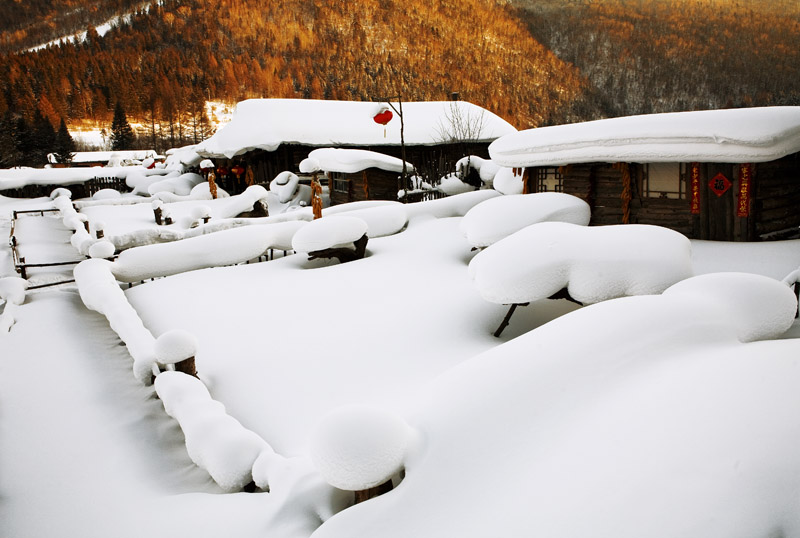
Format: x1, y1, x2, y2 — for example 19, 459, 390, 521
194, 98, 517, 200
489, 106, 800, 241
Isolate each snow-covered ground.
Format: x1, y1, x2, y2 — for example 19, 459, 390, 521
1, 188, 799, 538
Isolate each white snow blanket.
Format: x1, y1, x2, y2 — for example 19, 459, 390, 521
461, 193, 591, 248
300, 148, 413, 174
490, 106, 800, 167
196, 99, 516, 159
469, 222, 693, 305
313, 272, 800, 538
456, 155, 500, 185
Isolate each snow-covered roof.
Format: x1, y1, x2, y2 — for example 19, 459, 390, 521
47, 150, 158, 165
196, 99, 518, 159
299, 148, 414, 174
489, 106, 800, 167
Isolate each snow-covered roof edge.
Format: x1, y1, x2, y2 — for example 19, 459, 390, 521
489, 107, 800, 167
196, 99, 517, 159
299, 148, 414, 174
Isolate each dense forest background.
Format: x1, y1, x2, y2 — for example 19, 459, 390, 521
0, 0, 798, 159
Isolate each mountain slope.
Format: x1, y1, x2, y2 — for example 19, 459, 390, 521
0, 0, 585, 143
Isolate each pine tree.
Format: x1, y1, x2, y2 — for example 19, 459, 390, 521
29, 109, 56, 166
110, 102, 134, 151
53, 117, 76, 164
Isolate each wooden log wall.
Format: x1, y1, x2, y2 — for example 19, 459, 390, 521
754, 154, 800, 239
330, 169, 399, 205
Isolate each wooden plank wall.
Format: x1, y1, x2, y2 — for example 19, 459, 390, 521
755, 154, 800, 238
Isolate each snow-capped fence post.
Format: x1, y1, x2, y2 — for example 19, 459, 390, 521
155, 330, 198, 378
153, 200, 164, 225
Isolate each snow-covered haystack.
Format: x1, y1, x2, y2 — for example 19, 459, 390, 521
322, 201, 407, 238
492, 167, 524, 195
461, 193, 592, 249
469, 222, 693, 305
310, 405, 413, 492
147, 172, 205, 196
292, 216, 368, 254
312, 273, 800, 538
154, 371, 271, 492
404, 189, 501, 220
109, 222, 303, 282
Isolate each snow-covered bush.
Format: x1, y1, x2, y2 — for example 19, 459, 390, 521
271, 172, 301, 204
461, 193, 591, 249
92, 189, 122, 200
469, 222, 693, 305
310, 405, 412, 491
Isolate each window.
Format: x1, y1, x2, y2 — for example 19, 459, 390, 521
536, 167, 563, 193
644, 163, 686, 199
332, 176, 350, 194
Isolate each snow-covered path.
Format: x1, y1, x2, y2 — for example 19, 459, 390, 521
0, 288, 224, 537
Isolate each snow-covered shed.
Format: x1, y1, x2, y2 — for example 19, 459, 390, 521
47, 149, 160, 168
489, 107, 800, 241
299, 148, 415, 205
195, 98, 516, 195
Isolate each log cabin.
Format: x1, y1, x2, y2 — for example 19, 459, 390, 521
489, 107, 800, 241
194, 98, 517, 197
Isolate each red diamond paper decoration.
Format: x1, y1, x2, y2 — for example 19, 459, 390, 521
708, 173, 732, 197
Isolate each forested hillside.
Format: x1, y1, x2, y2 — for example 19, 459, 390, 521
0, 0, 146, 52
0, 0, 584, 154
516, 0, 800, 119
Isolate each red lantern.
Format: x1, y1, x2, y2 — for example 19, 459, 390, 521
231, 164, 245, 178
373, 109, 393, 125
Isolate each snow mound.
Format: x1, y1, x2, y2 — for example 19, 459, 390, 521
155, 371, 270, 491
271, 172, 301, 204
456, 155, 500, 185
0, 276, 28, 305
88, 240, 116, 259
292, 216, 368, 253
663, 272, 797, 342
147, 172, 205, 196
469, 222, 693, 305
438, 174, 476, 196
92, 188, 122, 200
323, 202, 407, 238
404, 189, 501, 220
310, 405, 412, 491
492, 167, 524, 195
154, 330, 198, 365
461, 193, 591, 248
